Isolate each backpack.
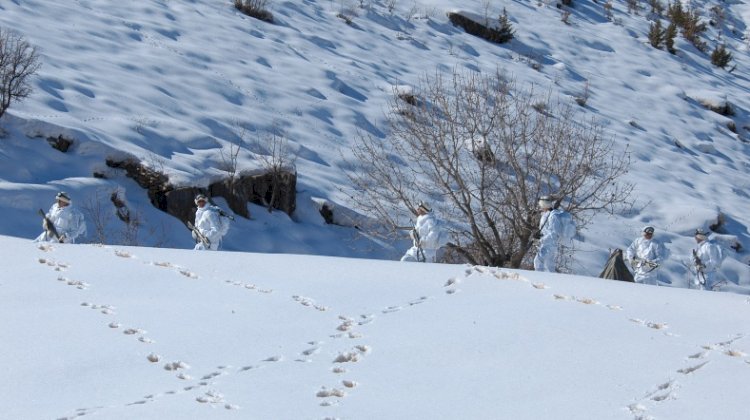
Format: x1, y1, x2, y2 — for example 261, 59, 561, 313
210, 205, 231, 237
556, 210, 576, 241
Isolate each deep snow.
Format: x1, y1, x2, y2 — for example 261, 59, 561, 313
2, 235, 750, 419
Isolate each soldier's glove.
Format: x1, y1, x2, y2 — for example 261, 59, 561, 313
58, 234, 66, 243
191, 230, 198, 241
532, 231, 542, 240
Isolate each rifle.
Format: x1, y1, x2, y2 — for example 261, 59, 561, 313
38, 209, 62, 242
692, 249, 706, 286
395, 225, 425, 262
217, 208, 235, 221
631, 257, 659, 272
187, 221, 211, 248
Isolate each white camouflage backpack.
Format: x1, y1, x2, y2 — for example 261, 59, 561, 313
210, 205, 231, 237
557, 210, 577, 241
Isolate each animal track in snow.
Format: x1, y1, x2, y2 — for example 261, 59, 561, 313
336, 317, 355, 332
576, 297, 599, 305
677, 361, 708, 374
292, 295, 329, 311
163, 361, 190, 371
37, 244, 53, 252
151, 261, 173, 268
39, 258, 69, 271
357, 314, 375, 326
179, 269, 198, 279
316, 387, 346, 398
302, 346, 321, 356
382, 305, 402, 314
532, 283, 549, 289
201, 371, 226, 380
629, 318, 668, 330
493, 270, 525, 282
114, 250, 133, 258
81, 302, 116, 315
725, 349, 747, 357
223, 280, 274, 296
195, 389, 225, 404
408, 296, 429, 306
444, 277, 461, 287
263, 355, 283, 362
333, 345, 371, 363
147, 353, 161, 363
58, 276, 88, 290
333, 351, 361, 364
646, 380, 678, 402
688, 351, 708, 359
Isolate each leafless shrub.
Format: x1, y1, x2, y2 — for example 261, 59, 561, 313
234, 0, 274, 23
254, 127, 297, 212
347, 69, 632, 268
532, 101, 547, 113
561, 10, 572, 24
386, 0, 397, 15
82, 188, 141, 245
337, 0, 358, 24
0, 28, 41, 120
575, 80, 590, 106
220, 121, 250, 195
82, 190, 114, 244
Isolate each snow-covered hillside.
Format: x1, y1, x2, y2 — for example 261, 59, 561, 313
2, 235, 750, 419
1, 0, 750, 288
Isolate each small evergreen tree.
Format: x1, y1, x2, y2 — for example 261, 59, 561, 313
627, 0, 640, 15
648, 0, 664, 17
648, 20, 665, 49
682, 8, 707, 51
667, 1, 685, 27
665, 22, 678, 54
711, 44, 733, 68
497, 9, 515, 43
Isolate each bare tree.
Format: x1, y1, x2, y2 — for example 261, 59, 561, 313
348, 69, 632, 268
220, 120, 250, 195
0, 29, 41, 120
254, 126, 296, 212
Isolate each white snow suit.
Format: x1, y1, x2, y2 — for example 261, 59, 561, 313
692, 239, 724, 290
34, 203, 86, 244
401, 212, 443, 263
533, 209, 571, 272
626, 236, 667, 285
193, 205, 225, 251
